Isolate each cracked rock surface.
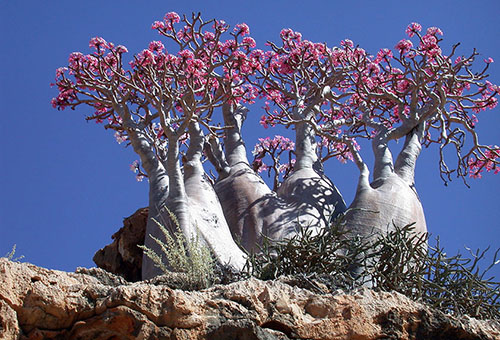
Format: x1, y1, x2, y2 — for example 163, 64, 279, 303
1, 258, 499, 340
93, 207, 148, 282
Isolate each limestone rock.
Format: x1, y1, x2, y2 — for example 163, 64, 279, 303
1, 258, 499, 340
93, 207, 148, 281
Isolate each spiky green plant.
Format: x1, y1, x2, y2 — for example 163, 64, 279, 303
139, 207, 215, 290
244, 217, 499, 320
2, 244, 24, 262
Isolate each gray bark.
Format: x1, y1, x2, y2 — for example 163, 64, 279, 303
211, 104, 346, 252
213, 104, 285, 251
183, 122, 247, 271
142, 122, 247, 280
344, 128, 427, 244
277, 109, 346, 232
126, 130, 170, 280
142, 136, 191, 279
342, 128, 427, 283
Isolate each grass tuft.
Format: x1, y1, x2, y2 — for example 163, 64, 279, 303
139, 206, 215, 290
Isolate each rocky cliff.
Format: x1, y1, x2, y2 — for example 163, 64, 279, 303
93, 207, 148, 282
1, 258, 499, 340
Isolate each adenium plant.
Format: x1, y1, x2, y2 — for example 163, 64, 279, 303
53, 13, 499, 280
52, 12, 260, 278
255, 22, 499, 248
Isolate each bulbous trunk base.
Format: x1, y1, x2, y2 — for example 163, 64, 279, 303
345, 174, 427, 240
278, 168, 347, 230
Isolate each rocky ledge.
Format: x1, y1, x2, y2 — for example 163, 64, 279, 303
0, 258, 499, 340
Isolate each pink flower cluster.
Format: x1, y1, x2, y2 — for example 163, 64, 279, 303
253, 136, 293, 154
375, 48, 393, 63
280, 28, 302, 42
252, 135, 295, 174
52, 16, 500, 183
468, 148, 500, 178
114, 131, 127, 144
213, 19, 229, 33
419, 33, 441, 58
152, 12, 181, 31
405, 22, 422, 37
395, 39, 413, 54
51, 87, 76, 110
130, 160, 146, 182
234, 23, 250, 36
149, 41, 165, 53
89, 37, 110, 50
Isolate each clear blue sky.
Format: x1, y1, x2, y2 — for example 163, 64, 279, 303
1, 1, 499, 279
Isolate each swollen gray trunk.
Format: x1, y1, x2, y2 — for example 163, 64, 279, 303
278, 119, 346, 232
211, 104, 346, 252
141, 122, 246, 280
344, 128, 427, 264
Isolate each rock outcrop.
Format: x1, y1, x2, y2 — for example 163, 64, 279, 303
93, 208, 148, 282
1, 258, 499, 340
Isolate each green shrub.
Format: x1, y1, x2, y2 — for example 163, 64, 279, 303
244, 217, 499, 320
243, 216, 370, 289
139, 207, 215, 290
2, 244, 24, 262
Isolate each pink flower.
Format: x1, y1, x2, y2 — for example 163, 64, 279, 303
84, 54, 99, 72
242, 37, 256, 48
130, 160, 139, 172
331, 48, 346, 66
260, 115, 269, 128
340, 39, 354, 48
257, 162, 268, 173
395, 39, 413, 54
419, 34, 441, 58
484, 57, 494, 64
203, 31, 215, 41
366, 63, 380, 75
115, 132, 127, 144
213, 20, 228, 33
89, 37, 108, 50
55, 67, 67, 79
176, 26, 194, 42
164, 12, 180, 23
353, 47, 366, 59
375, 48, 393, 63
104, 53, 118, 67
221, 39, 237, 54
426, 27, 443, 36
396, 79, 410, 92
178, 49, 194, 60
280, 28, 302, 42
151, 21, 165, 30
405, 22, 422, 37
234, 23, 250, 36
148, 41, 165, 53
68, 52, 84, 68
115, 45, 128, 53
135, 49, 155, 66
276, 135, 294, 150
486, 96, 498, 109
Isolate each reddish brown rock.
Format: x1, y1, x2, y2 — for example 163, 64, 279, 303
1, 258, 499, 340
93, 207, 148, 281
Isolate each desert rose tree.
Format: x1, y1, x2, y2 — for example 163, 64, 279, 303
52, 13, 267, 278
202, 29, 350, 251
259, 23, 499, 249
54, 12, 499, 280
52, 12, 348, 278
